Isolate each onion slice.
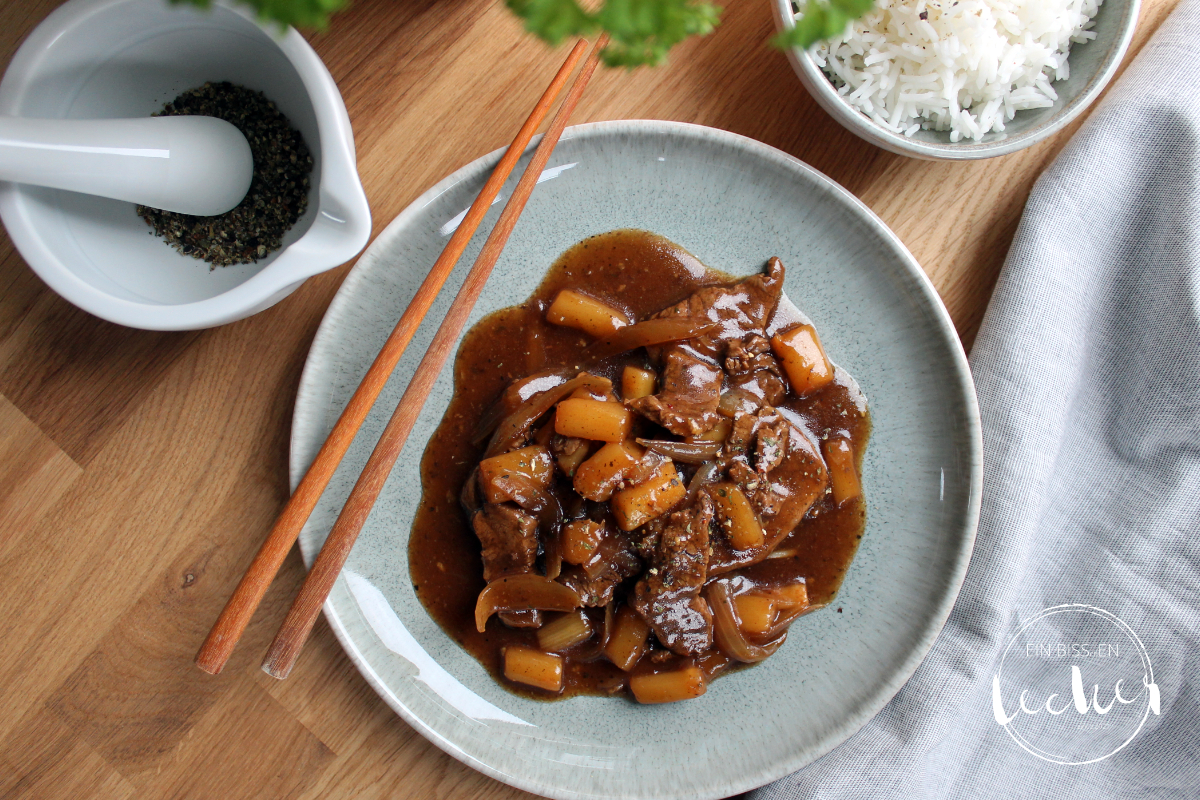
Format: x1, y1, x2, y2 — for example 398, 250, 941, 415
472, 368, 573, 445
762, 602, 823, 641
544, 519, 563, 582
471, 403, 507, 447
493, 472, 565, 579
485, 372, 607, 457
704, 580, 787, 663
685, 460, 720, 504
475, 574, 582, 632
493, 471, 557, 516
637, 438, 721, 464
601, 600, 615, 648
585, 318, 719, 361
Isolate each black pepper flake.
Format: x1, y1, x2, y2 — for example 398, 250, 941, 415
919, 10, 929, 19
137, 81, 313, 268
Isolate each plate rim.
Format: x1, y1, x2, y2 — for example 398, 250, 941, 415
290, 119, 984, 800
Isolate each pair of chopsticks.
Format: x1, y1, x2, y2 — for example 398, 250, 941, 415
196, 34, 608, 680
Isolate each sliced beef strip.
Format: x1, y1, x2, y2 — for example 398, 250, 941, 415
723, 407, 792, 478
725, 408, 760, 460
649, 258, 785, 359
754, 372, 789, 407
753, 427, 826, 535
630, 260, 785, 437
728, 458, 784, 518
632, 491, 715, 655
725, 335, 773, 375
633, 516, 665, 561
754, 413, 791, 474
629, 347, 722, 437
560, 533, 642, 607
726, 334, 788, 406
471, 503, 539, 582
709, 419, 829, 575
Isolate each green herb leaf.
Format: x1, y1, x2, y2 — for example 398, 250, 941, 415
176, 0, 870, 67
506, 0, 720, 68
772, 0, 875, 50
505, 0, 598, 46
173, 0, 349, 29
595, 0, 720, 68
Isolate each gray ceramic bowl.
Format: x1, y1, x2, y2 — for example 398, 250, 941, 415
771, 0, 1141, 159
291, 121, 982, 799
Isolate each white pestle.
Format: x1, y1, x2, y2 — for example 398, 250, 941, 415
0, 115, 254, 216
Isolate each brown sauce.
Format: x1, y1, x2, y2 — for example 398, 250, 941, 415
409, 229, 869, 701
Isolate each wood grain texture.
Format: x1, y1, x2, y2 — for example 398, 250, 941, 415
0, 707, 135, 800
200, 37, 588, 678
0, 0, 1180, 796
0, 293, 198, 465
260, 34, 604, 680
0, 396, 80, 557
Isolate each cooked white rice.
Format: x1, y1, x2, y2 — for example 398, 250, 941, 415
803, 0, 1101, 142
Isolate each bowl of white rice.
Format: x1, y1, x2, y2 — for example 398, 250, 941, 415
772, 0, 1141, 159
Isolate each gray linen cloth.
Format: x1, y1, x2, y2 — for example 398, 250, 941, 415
752, 3, 1200, 797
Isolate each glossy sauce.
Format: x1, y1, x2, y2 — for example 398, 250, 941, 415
409, 230, 869, 700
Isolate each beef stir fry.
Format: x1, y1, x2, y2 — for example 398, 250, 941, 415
410, 230, 869, 704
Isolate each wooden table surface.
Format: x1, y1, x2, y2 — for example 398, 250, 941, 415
0, 0, 1180, 797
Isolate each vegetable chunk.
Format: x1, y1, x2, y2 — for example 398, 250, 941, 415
573, 440, 644, 501
504, 645, 564, 692
612, 461, 687, 530
774, 581, 809, 609
561, 519, 607, 565
734, 594, 775, 636
621, 366, 657, 400
689, 416, 732, 443
771, 324, 833, 397
570, 375, 617, 402
553, 437, 590, 478
477, 445, 553, 504
538, 610, 593, 651
630, 666, 706, 704
824, 437, 861, 505
547, 289, 630, 338
554, 398, 633, 442
604, 606, 651, 671
710, 482, 765, 551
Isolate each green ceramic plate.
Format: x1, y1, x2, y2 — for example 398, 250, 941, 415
291, 121, 982, 799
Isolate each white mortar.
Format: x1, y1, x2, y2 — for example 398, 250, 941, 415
0, 0, 371, 329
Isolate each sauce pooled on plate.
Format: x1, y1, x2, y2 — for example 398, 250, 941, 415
410, 229, 869, 703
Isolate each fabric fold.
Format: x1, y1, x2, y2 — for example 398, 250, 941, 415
752, 2, 1200, 796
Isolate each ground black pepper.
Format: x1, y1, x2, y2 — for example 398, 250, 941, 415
137, 81, 313, 267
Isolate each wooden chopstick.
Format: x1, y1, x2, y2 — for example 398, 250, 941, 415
260, 34, 610, 680
194, 39, 590, 676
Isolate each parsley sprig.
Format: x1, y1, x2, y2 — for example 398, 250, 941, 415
181, 0, 873, 68
773, 0, 877, 51
506, 0, 721, 67
178, 0, 349, 29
